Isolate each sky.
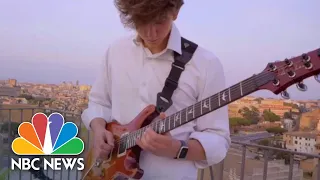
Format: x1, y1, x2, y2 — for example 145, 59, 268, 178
0, 0, 319, 100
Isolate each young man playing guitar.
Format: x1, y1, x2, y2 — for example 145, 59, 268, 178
81, 0, 231, 179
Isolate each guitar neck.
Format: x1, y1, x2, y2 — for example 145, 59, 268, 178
121, 72, 273, 150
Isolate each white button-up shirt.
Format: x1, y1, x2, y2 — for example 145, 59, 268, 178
81, 23, 230, 180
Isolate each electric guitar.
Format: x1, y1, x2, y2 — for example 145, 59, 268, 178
81, 48, 320, 180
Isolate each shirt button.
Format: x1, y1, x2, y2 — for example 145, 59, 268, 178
142, 82, 146, 86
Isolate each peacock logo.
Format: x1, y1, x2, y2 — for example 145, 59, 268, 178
11, 112, 84, 155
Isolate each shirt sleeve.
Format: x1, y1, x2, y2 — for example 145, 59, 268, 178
81, 49, 113, 130
189, 55, 231, 169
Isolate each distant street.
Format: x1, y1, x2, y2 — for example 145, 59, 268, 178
231, 131, 273, 143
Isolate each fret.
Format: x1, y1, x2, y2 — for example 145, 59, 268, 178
179, 111, 182, 125
127, 136, 131, 148
209, 96, 212, 110
201, 98, 209, 114
221, 90, 228, 103
135, 131, 139, 140
132, 132, 136, 142
118, 137, 127, 154
240, 82, 243, 96
137, 129, 141, 140
218, 92, 221, 106
192, 104, 195, 118
234, 84, 243, 102
156, 121, 159, 133
130, 135, 133, 147
126, 137, 130, 149
173, 114, 176, 127
187, 106, 193, 122
140, 128, 143, 138
165, 117, 170, 132
155, 121, 158, 132
210, 94, 219, 111
173, 113, 177, 127
228, 88, 231, 101
168, 115, 172, 130
159, 120, 165, 133
185, 107, 188, 122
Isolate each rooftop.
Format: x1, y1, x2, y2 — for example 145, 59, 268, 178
284, 131, 319, 139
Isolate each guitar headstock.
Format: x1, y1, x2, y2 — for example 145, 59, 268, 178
258, 48, 320, 99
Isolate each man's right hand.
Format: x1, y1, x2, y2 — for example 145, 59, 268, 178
90, 118, 115, 161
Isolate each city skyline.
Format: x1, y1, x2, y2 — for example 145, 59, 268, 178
1, 0, 320, 100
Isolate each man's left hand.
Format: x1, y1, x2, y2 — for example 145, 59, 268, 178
136, 113, 181, 158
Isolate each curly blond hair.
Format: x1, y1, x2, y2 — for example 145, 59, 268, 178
114, 0, 184, 28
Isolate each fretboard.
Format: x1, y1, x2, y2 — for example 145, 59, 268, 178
119, 72, 274, 151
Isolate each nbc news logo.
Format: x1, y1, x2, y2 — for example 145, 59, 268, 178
10, 113, 85, 171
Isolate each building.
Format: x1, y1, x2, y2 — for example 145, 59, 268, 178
79, 85, 91, 91
0, 86, 21, 97
0, 80, 5, 85
283, 131, 318, 154
299, 109, 320, 130
8, 79, 17, 87
283, 119, 294, 131
259, 99, 292, 117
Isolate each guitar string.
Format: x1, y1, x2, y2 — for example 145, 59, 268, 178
120, 67, 270, 145
82, 71, 262, 180
83, 59, 311, 179
113, 60, 308, 146
118, 60, 307, 146
121, 75, 258, 148
83, 67, 276, 179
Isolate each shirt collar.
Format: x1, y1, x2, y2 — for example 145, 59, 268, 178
132, 23, 182, 55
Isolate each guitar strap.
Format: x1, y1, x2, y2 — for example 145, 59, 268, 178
156, 37, 198, 113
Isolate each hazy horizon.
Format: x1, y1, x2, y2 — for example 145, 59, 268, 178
1, 0, 320, 100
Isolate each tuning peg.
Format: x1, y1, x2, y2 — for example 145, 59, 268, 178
284, 58, 293, 67
315, 74, 320, 83
296, 82, 308, 91
281, 90, 290, 99
301, 53, 311, 62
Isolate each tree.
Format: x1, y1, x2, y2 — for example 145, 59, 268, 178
18, 94, 33, 100
229, 117, 251, 126
238, 106, 260, 124
263, 110, 280, 122
266, 127, 287, 134
283, 111, 293, 119
283, 102, 299, 109
258, 139, 270, 146
254, 97, 264, 104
